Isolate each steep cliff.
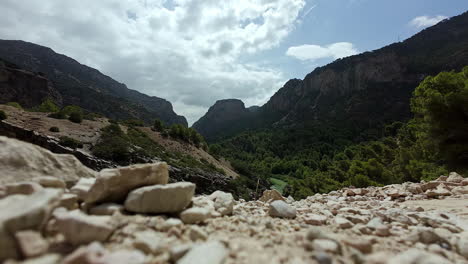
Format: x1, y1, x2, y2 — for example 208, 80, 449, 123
0, 40, 187, 126
194, 11, 468, 140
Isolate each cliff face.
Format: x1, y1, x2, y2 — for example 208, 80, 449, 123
0, 40, 187, 126
192, 99, 255, 141
0, 60, 62, 108
194, 11, 468, 140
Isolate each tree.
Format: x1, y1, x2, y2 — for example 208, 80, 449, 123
0, 110, 6, 121
411, 67, 468, 169
68, 111, 83, 123
33, 98, 60, 112
153, 119, 164, 132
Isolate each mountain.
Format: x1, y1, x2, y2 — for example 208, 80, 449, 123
194, 11, 468, 141
0, 40, 187, 126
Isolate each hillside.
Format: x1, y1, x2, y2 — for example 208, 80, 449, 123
0, 104, 237, 194
194, 11, 468, 141
0, 40, 187, 126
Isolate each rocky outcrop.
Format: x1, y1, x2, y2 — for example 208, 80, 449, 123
194, 12, 468, 140
192, 99, 256, 141
0, 40, 187, 126
0, 59, 62, 108
0, 136, 96, 186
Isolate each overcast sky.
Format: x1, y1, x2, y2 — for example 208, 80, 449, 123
0, 0, 467, 124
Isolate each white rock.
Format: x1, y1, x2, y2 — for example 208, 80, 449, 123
21, 254, 62, 264
457, 232, 468, 258
15, 230, 49, 258
188, 225, 208, 241
335, 216, 353, 229
268, 200, 296, 218
124, 182, 195, 214
89, 203, 124, 215
35, 176, 67, 189
177, 241, 227, 264
388, 248, 451, 264
304, 214, 328, 226
86, 162, 169, 204
170, 244, 192, 262
3, 181, 43, 196
259, 189, 284, 203
55, 210, 116, 245
133, 229, 167, 254
62, 242, 146, 264
447, 172, 464, 183
161, 218, 184, 231
425, 185, 451, 198
209, 191, 234, 216
59, 193, 79, 210
70, 178, 96, 201
0, 136, 96, 185
312, 239, 339, 253
180, 207, 211, 224
0, 189, 62, 261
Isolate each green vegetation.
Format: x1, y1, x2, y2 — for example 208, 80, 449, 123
213, 68, 467, 199
49, 126, 60, 132
59, 136, 83, 149
153, 119, 164, 132
169, 124, 206, 148
92, 123, 224, 174
122, 119, 145, 127
0, 110, 6, 121
6, 102, 22, 109
31, 98, 60, 113
68, 111, 83, 123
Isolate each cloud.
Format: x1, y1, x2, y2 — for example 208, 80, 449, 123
410, 15, 447, 28
0, 0, 307, 124
286, 42, 359, 61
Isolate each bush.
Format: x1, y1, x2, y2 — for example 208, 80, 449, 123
32, 98, 59, 113
48, 112, 67, 119
6, 102, 22, 109
153, 119, 164, 132
68, 112, 83, 123
0, 110, 6, 121
59, 136, 83, 149
92, 124, 132, 162
49, 126, 60, 132
61, 105, 83, 116
122, 119, 145, 127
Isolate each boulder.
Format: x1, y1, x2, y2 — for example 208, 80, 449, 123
70, 178, 96, 201
177, 241, 228, 264
180, 207, 211, 224
15, 230, 49, 258
55, 210, 116, 245
447, 172, 464, 183
59, 193, 79, 210
259, 189, 284, 202
124, 182, 195, 214
0, 189, 62, 261
89, 203, 124, 216
0, 136, 96, 185
86, 162, 169, 204
35, 176, 66, 189
425, 185, 451, 198
133, 230, 167, 254
209, 191, 234, 216
268, 200, 296, 218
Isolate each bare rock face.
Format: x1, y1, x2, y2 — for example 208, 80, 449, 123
124, 182, 195, 214
0, 136, 96, 185
0, 189, 62, 261
85, 162, 169, 204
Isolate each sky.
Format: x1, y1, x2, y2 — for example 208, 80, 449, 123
0, 1, 467, 125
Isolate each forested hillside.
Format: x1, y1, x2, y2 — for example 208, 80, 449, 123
213, 68, 468, 199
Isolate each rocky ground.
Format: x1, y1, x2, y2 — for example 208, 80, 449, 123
1, 136, 468, 264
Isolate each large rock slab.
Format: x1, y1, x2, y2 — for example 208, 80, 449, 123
85, 162, 169, 204
0, 189, 62, 261
124, 182, 195, 214
55, 210, 116, 245
0, 136, 96, 185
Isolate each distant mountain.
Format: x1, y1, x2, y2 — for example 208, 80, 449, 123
0, 40, 187, 126
194, 11, 468, 141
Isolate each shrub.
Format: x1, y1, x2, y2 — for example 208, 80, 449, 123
48, 112, 67, 119
122, 119, 145, 127
153, 119, 164, 131
68, 112, 83, 123
6, 102, 22, 109
92, 124, 132, 162
61, 105, 83, 116
32, 98, 59, 113
0, 110, 6, 121
59, 136, 83, 149
49, 126, 60, 132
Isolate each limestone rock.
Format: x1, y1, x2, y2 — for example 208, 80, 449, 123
86, 162, 169, 204
35, 176, 66, 189
15, 230, 49, 258
161, 218, 184, 231
2, 181, 43, 197
62, 242, 146, 264
312, 239, 339, 253
269, 200, 296, 218
209, 191, 234, 216
133, 230, 167, 254
180, 207, 211, 224
343, 238, 372, 254
259, 189, 284, 203
70, 178, 96, 201
89, 203, 124, 216
388, 248, 451, 264
59, 193, 79, 210
0, 136, 96, 185
457, 232, 468, 258
0, 189, 62, 261
304, 214, 327, 226
188, 225, 208, 241
20, 254, 62, 264
177, 241, 227, 264
335, 216, 353, 229
124, 182, 195, 214
425, 185, 451, 198
170, 244, 192, 262
55, 210, 116, 245
447, 172, 464, 183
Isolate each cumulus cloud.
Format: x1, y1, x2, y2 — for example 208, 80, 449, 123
286, 42, 359, 61
410, 15, 447, 28
0, 0, 307, 124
